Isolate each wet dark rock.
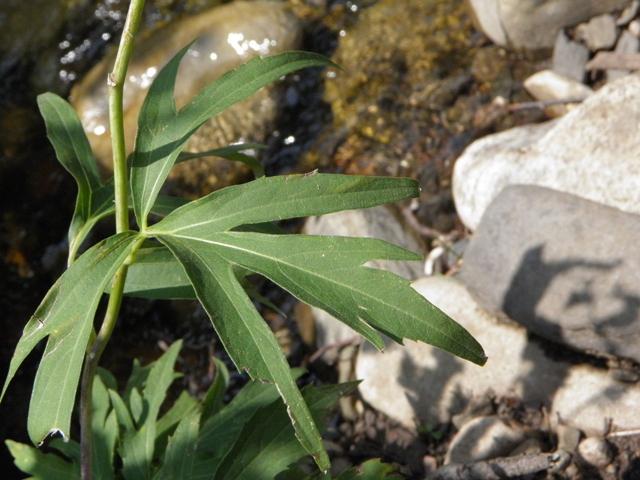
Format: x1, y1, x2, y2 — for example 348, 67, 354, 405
71, 0, 303, 194
459, 185, 640, 364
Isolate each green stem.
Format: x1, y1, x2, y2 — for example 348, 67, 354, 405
110, 0, 145, 234
80, 263, 129, 479
79, 1, 146, 479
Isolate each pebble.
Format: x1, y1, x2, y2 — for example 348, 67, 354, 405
523, 69, 593, 117
466, 0, 629, 50
578, 437, 614, 467
552, 30, 590, 83
607, 30, 640, 81
576, 14, 619, 51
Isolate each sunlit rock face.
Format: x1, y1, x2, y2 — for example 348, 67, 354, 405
71, 0, 302, 194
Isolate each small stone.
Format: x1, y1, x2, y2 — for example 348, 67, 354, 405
578, 437, 614, 467
576, 14, 618, 51
629, 19, 640, 37
557, 425, 582, 452
607, 30, 640, 81
445, 416, 528, 464
523, 69, 593, 117
552, 30, 590, 83
509, 437, 544, 456
617, 0, 640, 26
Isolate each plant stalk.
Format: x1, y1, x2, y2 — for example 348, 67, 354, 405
79, 1, 146, 478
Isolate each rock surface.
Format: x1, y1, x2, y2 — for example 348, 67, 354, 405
453, 73, 640, 231
459, 185, 640, 363
552, 30, 591, 82
71, 0, 302, 192
445, 416, 528, 464
303, 206, 425, 346
355, 275, 640, 434
466, 0, 630, 50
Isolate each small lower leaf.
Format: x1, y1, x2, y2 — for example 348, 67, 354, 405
1, 232, 139, 446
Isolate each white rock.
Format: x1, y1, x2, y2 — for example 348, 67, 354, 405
466, 0, 630, 50
355, 276, 640, 435
523, 70, 593, 117
607, 30, 640, 81
453, 73, 640, 231
445, 416, 528, 464
576, 14, 618, 51
303, 206, 425, 346
578, 437, 614, 467
552, 30, 590, 83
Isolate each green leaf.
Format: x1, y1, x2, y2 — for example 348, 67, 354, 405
334, 459, 398, 480
37, 93, 104, 265
130, 46, 338, 228
37, 93, 100, 240
151, 173, 418, 235
6, 439, 79, 480
177, 143, 266, 178
200, 357, 229, 423
159, 234, 330, 470
196, 373, 284, 477
0, 232, 139, 445
120, 341, 182, 480
214, 382, 355, 480
176, 143, 266, 164
154, 412, 200, 480
92, 371, 117, 480
155, 390, 199, 457
122, 246, 196, 299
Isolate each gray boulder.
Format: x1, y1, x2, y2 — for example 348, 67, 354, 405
459, 185, 640, 363
453, 73, 640, 231
356, 275, 640, 434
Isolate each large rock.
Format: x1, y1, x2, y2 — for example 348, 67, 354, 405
71, 1, 302, 192
356, 275, 640, 435
466, 0, 630, 50
303, 206, 425, 346
459, 185, 640, 363
453, 73, 640, 231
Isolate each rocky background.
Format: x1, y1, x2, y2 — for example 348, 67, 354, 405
2, 1, 640, 479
